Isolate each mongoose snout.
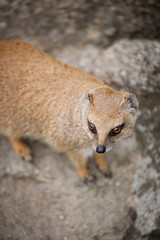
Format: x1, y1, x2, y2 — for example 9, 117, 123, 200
96, 145, 106, 154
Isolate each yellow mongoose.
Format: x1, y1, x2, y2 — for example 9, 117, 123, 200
0, 40, 139, 182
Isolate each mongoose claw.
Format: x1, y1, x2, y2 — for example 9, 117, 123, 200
95, 163, 113, 179
28, 158, 34, 164
103, 171, 113, 179
21, 153, 33, 163
83, 174, 97, 184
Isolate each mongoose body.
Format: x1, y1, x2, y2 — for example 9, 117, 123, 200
0, 40, 139, 181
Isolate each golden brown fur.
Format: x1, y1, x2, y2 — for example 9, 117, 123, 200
0, 40, 139, 181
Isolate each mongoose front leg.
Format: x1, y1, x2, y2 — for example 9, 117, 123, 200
8, 137, 33, 162
67, 151, 96, 183
94, 152, 112, 178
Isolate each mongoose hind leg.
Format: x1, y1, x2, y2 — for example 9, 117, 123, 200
67, 151, 96, 183
94, 152, 112, 178
8, 137, 33, 162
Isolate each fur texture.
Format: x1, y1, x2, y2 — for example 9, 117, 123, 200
0, 40, 139, 181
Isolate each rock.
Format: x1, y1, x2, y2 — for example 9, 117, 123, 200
55, 39, 160, 239
0, 1, 160, 50
132, 94, 160, 238
94, 40, 160, 95
133, 157, 160, 236
56, 40, 160, 95
0, 135, 139, 240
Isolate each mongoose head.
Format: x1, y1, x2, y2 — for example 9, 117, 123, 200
82, 87, 139, 153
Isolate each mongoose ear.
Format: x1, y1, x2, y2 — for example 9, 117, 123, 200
120, 93, 139, 115
127, 95, 139, 110
82, 92, 94, 107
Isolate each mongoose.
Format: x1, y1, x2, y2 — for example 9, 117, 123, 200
0, 40, 139, 182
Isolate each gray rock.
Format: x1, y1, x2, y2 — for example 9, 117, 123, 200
56, 40, 160, 95
56, 39, 160, 239
133, 156, 160, 236
0, 135, 139, 240
0, 0, 160, 50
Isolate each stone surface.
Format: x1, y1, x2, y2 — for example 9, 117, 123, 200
0, 0, 160, 50
55, 40, 160, 239
0, 135, 139, 240
132, 95, 160, 238
55, 40, 160, 95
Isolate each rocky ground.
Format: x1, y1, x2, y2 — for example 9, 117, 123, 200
0, 1, 160, 240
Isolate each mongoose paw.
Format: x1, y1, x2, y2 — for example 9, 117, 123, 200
83, 174, 97, 184
21, 152, 33, 163
103, 170, 113, 179
8, 138, 33, 163
95, 164, 113, 179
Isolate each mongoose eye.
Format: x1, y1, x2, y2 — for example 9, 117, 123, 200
88, 121, 97, 134
110, 124, 124, 137
113, 127, 121, 134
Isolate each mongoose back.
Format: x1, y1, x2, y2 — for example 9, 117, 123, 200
0, 39, 139, 182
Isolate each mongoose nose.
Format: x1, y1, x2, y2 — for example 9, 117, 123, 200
96, 145, 106, 154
